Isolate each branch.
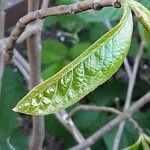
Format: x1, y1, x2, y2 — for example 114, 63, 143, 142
55, 110, 91, 150
12, 58, 30, 82
0, 43, 4, 94
17, 0, 50, 44
70, 91, 150, 150
68, 105, 120, 118
113, 40, 145, 150
3, 0, 120, 62
67, 105, 143, 133
26, 1, 45, 150
124, 58, 132, 78
0, 2, 5, 97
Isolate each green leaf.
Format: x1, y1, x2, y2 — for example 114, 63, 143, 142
142, 141, 150, 150
13, 6, 133, 115
78, 7, 122, 23
128, 0, 150, 33
42, 39, 68, 64
88, 23, 108, 43
138, 0, 150, 9
123, 134, 150, 150
42, 61, 68, 80
45, 115, 76, 149
69, 42, 91, 59
89, 80, 127, 106
9, 130, 28, 150
0, 68, 26, 149
44, 15, 85, 32
138, 23, 150, 57
143, 134, 150, 145
123, 137, 141, 150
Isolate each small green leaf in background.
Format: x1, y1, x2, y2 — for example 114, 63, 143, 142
13, 6, 133, 115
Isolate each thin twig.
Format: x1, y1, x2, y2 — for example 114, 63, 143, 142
0, 1, 5, 98
13, 59, 30, 82
0, 44, 4, 94
55, 110, 91, 150
17, 0, 50, 44
14, 50, 30, 75
67, 105, 143, 133
3, 0, 120, 62
112, 40, 145, 150
70, 91, 150, 150
68, 105, 120, 118
124, 58, 132, 78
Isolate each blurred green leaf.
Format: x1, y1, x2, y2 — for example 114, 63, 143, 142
88, 23, 108, 43
69, 42, 91, 59
123, 134, 150, 150
9, 130, 28, 150
133, 110, 150, 129
73, 111, 99, 130
89, 79, 149, 106
0, 68, 26, 149
104, 121, 138, 150
45, 115, 76, 149
42, 39, 68, 64
78, 7, 122, 23
138, 0, 150, 9
128, 37, 139, 58
73, 110, 108, 138
55, 0, 74, 5
89, 80, 127, 106
138, 23, 150, 57
44, 15, 85, 32
123, 137, 141, 150
42, 61, 69, 80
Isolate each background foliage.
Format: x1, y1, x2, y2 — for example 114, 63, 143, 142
0, 0, 150, 149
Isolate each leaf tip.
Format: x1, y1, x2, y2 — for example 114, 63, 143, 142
12, 107, 18, 112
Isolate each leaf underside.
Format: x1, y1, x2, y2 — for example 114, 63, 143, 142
13, 7, 133, 115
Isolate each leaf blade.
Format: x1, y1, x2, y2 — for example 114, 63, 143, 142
13, 6, 133, 115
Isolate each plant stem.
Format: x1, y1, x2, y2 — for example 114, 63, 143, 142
27, 1, 44, 150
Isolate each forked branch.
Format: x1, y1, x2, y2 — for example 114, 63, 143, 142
70, 92, 150, 150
